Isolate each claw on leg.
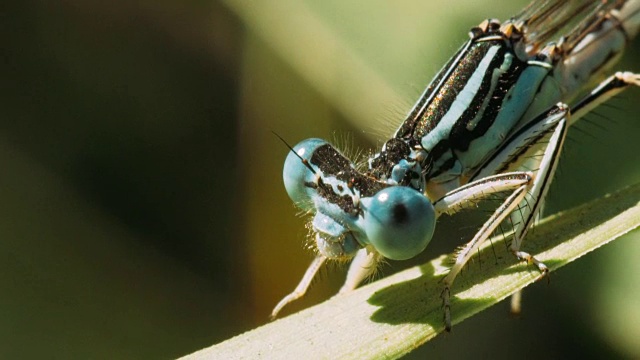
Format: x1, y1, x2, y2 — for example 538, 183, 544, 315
512, 250, 548, 276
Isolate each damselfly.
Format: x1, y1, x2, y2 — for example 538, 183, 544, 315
273, 0, 640, 331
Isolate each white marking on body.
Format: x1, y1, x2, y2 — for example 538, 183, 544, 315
422, 45, 501, 151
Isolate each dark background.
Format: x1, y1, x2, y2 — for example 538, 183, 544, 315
3, 1, 639, 358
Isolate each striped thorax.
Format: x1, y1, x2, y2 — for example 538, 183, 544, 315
273, 0, 640, 330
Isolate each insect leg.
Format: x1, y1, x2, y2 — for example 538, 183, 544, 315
438, 173, 533, 331
570, 71, 640, 125
439, 104, 571, 330
271, 254, 326, 319
509, 71, 640, 261
508, 116, 568, 271
339, 247, 384, 294
505, 72, 640, 313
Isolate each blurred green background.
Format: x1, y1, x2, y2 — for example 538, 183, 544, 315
3, 0, 639, 359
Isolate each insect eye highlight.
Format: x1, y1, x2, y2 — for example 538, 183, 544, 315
360, 186, 436, 260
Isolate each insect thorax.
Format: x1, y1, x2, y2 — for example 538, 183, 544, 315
368, 27, 564, 200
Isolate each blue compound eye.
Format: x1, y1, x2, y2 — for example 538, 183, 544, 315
282, 138, 327, 210
361, 186, 435, 260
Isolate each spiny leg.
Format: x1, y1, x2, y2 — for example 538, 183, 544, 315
438, 104, 571, 331
570, 72, 640, 125
438, 174, 533, 331
492, 118, 567, 318
271, 254, 326, 319
509, 120, 567, 268
505, 71, 640, 313
510, 71, 640, 267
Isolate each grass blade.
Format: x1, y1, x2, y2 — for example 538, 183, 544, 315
182, 183, 640, 360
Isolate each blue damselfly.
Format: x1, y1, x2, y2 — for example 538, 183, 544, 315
272, 0, 640, 331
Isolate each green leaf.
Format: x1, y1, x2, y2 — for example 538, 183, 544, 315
181, 184, 640, 360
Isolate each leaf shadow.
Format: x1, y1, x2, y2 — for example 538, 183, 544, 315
367, 184, 640, 328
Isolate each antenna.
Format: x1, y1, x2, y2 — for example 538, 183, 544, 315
272, 131, 317, 175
